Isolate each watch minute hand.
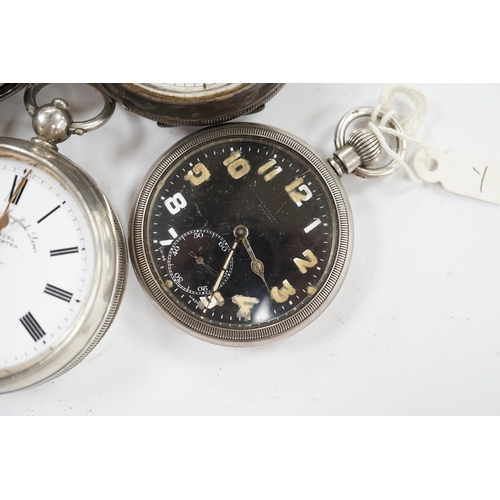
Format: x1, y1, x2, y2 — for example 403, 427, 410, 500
203, 226, 247, 313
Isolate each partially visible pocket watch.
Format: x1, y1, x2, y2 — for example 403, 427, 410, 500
0, 83, 26, 102
0, 84, 127, 393
100, 83, 284, 126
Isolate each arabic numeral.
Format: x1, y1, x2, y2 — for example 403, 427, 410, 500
224, 151, 251, 179
165, 193, 187, 215
219, 241, 230, 252
285, 178, 312, 207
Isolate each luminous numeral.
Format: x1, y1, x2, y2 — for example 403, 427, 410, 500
304, 219, 321, 233
232, 295, 260, 320
50, 247, 79, 257
184, 163, 211, 186
160, 228, 179, 246
20, 312, 46, 341
44, 283, 73, 302
164, 193, 187, 215
258, 159, 282, 181
198, 292, 225, 310
224, 151, 251, 179
285, 178, 312, 207
270, 280, 296, 303
293, 250, 318, 274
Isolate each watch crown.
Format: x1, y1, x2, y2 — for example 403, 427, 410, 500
329, 128, 383, 177
346, 128, 382, 167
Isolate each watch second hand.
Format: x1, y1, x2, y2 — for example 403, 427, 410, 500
203, 225, 246, 313
189, 251, 218, 277
0, 170, 31, 232
241, 236, 270, 293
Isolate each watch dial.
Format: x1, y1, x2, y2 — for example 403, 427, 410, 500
133, 124, 351, 343
0, 160, 95, 370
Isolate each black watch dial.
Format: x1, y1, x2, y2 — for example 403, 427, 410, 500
135, 124, 351, 343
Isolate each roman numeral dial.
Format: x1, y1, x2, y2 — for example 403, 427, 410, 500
0, 162, 94, 372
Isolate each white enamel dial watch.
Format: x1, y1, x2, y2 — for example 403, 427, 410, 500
0, 84, 127, 393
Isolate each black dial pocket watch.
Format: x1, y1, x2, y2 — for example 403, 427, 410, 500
0, 84, 127, 393
100, 83, 284, 126
129, 110, 405, 345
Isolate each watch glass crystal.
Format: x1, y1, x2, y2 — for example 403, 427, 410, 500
131, 123, 352, 344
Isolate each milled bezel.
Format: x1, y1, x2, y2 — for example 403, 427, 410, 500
0, 137, 127, 393
130, 122, 353, 346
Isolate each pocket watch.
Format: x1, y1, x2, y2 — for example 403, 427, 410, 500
129, 112, 405, 346
100, 83, 284, 126
0, 84, 127, 393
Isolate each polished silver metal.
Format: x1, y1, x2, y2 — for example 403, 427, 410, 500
129, 122, 353, 346
0, 137, 127, 393
328, 128, 383, 176
31, 98, 73, 144
333, 107, 406, 179
24, 83, 115, 140
330, 144, 364, 175
347, 129, 382, 166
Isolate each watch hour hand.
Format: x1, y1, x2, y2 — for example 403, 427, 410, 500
0, 170, 31, 232
241, 234, 270, 293
0, 211, 8, 231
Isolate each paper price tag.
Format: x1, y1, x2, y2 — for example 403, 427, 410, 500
414, 148, 500, 205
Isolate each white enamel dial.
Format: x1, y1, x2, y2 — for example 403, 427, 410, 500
0, 159, 95, 370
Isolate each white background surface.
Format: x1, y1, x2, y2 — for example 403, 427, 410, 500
1, 83, 499, 416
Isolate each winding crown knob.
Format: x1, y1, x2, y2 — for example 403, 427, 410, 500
346, 128, 382, 166
329, 127, 383, 177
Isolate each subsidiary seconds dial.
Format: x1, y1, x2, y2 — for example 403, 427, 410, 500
165, 228, 233, 296
130, 123, 352, 345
